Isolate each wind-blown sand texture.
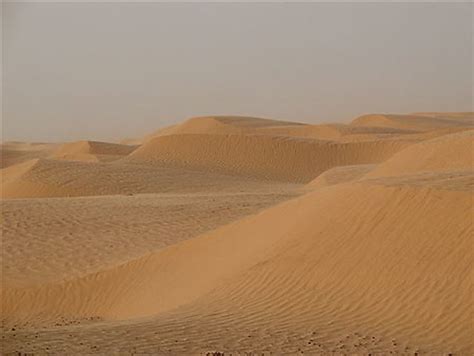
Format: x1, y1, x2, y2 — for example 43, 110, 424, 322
1, 113, 473, 355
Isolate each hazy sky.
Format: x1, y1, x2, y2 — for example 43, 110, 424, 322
3, 2, 473, 142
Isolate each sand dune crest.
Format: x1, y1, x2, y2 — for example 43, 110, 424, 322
128, 133, 412, 182
307, 164, 375, 189
366, 129, 473, 178
1, 158, 294, 199
51, 140, 138, 162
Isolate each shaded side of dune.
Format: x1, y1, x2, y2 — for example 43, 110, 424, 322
51, 140, 138, 162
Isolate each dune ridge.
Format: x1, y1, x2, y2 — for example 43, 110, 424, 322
144, 115, 425, 143
3, 190, 298, 289
256, 123, 417, 141
154, 115, 306, 137
1, 158, 295, 199
51, 140, 138, 162
366, 129, 473, 178
127, 134, 413, 182
307, 163, 375, 189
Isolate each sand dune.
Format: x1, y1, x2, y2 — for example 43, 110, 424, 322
127, 134, 412, 182
258, 123, 416, 141
3, 178, 471, 354
51, 140, 138, 162
0, 141, 60, 168
122, 114, 469, 148
151, 115, 305, 137
307, 163, 375, 189
2, 113, 472, 355
1, 158, 294, 199
151, 116, 419, 144
351, 113, 473, 131
366, 129, 473, 178
2, 190, 298, 289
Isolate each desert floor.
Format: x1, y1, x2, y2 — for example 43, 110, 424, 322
1, 113, 473, 355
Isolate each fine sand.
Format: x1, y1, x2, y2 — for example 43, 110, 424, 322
1, 113, 473, 355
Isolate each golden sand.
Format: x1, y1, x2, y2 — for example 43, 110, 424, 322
1, 113, 473, 354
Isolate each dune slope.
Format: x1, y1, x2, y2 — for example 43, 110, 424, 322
1, 158, 294, 199
127, 134, 412, 183
3, 178, 472, 354
51, 140, 138, 162
307, 163, 375, 189
151, 116, 421, 143
150, 115, 305, 138
366, 129, 473, 178
2, 190, 298, 289
0, 142, 60, 168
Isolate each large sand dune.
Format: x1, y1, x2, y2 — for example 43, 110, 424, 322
127, 133, 412, 182
2, 113, 472, 354
1, 158, 293, 199
2, 190, 298, 289
3, 178, 471, 354
153, 115, 305, 137
148, 115, 419, 143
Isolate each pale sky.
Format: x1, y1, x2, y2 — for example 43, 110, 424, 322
2, 2, 473, 142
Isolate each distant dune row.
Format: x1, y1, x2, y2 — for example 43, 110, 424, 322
1, 112, 473, 354
3, 113, 472, 199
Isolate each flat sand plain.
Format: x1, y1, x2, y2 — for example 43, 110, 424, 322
1, 113, 473, 355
